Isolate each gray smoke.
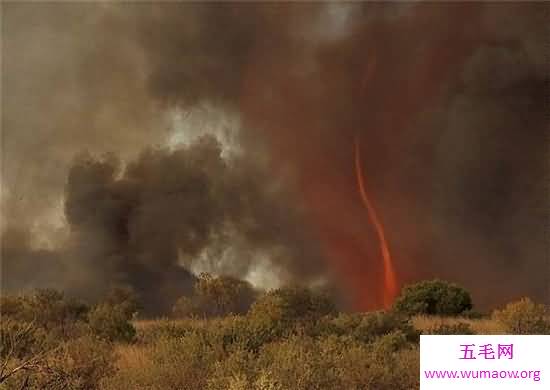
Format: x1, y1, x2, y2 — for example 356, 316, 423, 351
1, 2, 547, 311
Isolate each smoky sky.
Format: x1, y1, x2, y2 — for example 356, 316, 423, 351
1, 2, 548, 311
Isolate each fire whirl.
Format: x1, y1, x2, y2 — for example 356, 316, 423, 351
354, 136, 398, 308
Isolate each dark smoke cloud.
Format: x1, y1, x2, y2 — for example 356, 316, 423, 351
4, 136, 325, 314
135, 2, 261, 106
2, 2, 547, 311
430, 8, 548, 305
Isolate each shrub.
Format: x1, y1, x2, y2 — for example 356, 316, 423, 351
358, 311, 419, 343
205, 347, 257, 390
40, 336, 114, 389
137, 318, 202, 344
204, 315, 253, 352
248, 286, 335, 325
1, 334, 113, 389
0, 319, 53, 386
371, 330, 409, 354
328, 311, 419, 344
87, 303, 136, 342
102, 331, 226, 390
493, 297, 550, 334
195, 273, 257, 316
361, 338, 420, 390
1, 290, 89, 339
0, 318, 51, 361
394, 279, 472, 316
256, 335, 345, 390
255, 334, 418, 390
172, 273, 257, 318
244, 287, 336, 349
19, 289, 71, 329
103, 328, 420, 390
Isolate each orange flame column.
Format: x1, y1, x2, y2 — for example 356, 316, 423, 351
354, 136, 398, 308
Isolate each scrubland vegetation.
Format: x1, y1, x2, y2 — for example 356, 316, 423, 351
1, 276, 548, 389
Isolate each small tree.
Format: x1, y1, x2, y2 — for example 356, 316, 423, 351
172, 273, 257, 318
394, 279, 472, 316
249, 286, 335, 324
493, 297, 549, 335
24, 289, 67, 330
195, 273, 257, 317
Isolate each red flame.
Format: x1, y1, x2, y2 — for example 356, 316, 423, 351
354, 136, 398, 308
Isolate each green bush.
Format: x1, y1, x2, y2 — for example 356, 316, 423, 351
87, 303, 136, 342
327, 311, 419, 344
172, 273, 257, 318
243, 286, 336, 349
493, 297, 550, 335
248, 286, 335, 325
195, 273, 257, 316
1, 290, 89, 332
1, 290, 90, 344
394, 279, 472, 316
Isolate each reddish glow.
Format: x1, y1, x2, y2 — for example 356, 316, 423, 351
239, 3, 482, 311
354, 136, 398, 308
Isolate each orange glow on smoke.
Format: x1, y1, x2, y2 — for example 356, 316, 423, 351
354, 136, 398, 308
238, 3, 483, 311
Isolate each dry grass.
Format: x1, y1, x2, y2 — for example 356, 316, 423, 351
133, 317, 207, 331
135, 315, 508, 337
113, 344, 150, 371
412, 315, 506, 334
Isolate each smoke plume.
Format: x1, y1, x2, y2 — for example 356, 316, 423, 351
2, 2, 547, 311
